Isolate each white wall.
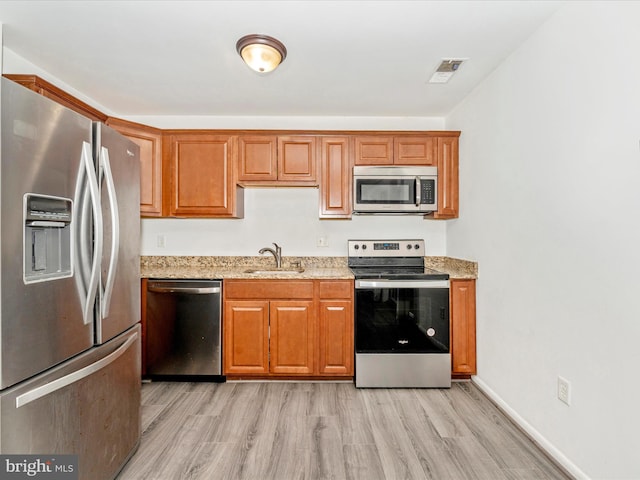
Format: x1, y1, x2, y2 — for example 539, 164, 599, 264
142, 188, 447, 256
446, 2, 640, 479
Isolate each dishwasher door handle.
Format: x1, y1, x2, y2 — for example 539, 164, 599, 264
147, 285, 221, 294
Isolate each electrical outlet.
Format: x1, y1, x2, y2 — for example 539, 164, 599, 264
157, 234, 166, 248
317, 236, 329, 247
558, 376, 571, 405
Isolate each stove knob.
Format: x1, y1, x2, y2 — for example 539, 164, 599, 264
414, 243, 420, 250
407, 244, 412, 249
362, 244, 367, 250
354, 244, 359, 250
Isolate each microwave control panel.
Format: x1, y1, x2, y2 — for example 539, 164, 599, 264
420, 179, 436, 205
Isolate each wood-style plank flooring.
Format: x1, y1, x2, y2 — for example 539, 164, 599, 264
117, 381, 571, 480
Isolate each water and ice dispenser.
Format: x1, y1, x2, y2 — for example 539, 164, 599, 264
23, 193, 73, 283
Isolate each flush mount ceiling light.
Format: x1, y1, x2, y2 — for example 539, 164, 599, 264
236, 34, 287, 73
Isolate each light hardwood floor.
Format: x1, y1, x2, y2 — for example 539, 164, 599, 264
117, 381, 571, 480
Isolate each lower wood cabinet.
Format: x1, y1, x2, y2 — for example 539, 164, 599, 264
223, 279, 354, 378
450, 279, 477, 377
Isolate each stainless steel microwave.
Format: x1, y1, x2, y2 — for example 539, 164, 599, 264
353, 166, 438, 214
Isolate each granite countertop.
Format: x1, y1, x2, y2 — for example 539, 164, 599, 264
141, 256, 477, 280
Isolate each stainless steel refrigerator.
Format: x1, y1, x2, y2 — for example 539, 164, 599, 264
0, 77, 141, 480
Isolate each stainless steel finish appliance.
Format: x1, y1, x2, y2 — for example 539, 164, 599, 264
353, 166, 438, 214
0, 77, 141, 479
145, 280, 224, 379
349, 239, 451, 388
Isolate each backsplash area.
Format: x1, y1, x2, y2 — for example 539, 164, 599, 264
141, 188, 448, 257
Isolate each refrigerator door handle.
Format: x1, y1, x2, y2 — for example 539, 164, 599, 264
100, 146, 120, 319
81, 141, 103, 325
15, 331, 138, 409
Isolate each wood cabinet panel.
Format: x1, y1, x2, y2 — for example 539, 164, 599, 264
394, 136, 436, 165
238, 135, 278, 181
354, 136, 393, 165
451, 279, 476, 376
269, 301, 315, 374
224, 280, 314, 299
224, 300, 270, 374
432, 136, 459, 219
106, 118, 163, 217
319, 136, 352, 218
277, 136, 317, 183
166, 133, 243, 217
318, 300, 353, 375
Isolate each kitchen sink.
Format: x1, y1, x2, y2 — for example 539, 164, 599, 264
244, 267, 305, 274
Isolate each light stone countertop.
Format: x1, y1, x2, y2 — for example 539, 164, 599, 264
141, 256, 477, 280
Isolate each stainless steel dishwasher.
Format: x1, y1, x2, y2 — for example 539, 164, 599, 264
145, 279, 224, 381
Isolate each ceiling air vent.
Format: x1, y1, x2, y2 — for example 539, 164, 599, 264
428, 59, 465, 84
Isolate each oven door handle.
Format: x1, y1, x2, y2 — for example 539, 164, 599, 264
355, 280, 450, 289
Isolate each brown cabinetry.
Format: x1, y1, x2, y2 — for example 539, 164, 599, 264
450, 279, 477, 377
223, 279, 353, 378
238, 135, 317, 185
354, 135, 436, 166
319, 136, 352, 218
318, 280, 353, 375
164, 132, 244, 218
106, 118, 163, 217
431, 136, 459, 219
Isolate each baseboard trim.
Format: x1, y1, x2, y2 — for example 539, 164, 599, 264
472, 376, 589, 480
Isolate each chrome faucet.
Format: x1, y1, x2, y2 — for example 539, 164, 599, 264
258, 243, 282, 268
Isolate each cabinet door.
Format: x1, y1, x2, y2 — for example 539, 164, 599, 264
394, 136, 436, 165
433, 136, 459, 219
107, 118, 163, 217
269, 301, 314, 374
277, 136, 317, 183
319, 136, 352, 218
353, 136, 393, 165
238, 135, 278, 182
224, 300, 269, 375
318, 300, 353, 375
167, 133, 243, 217
450, 279, 476, 376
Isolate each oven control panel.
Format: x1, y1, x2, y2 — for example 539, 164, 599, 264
348, 239, 425, 257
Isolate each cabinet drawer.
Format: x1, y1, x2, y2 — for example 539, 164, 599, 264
224, 280, 314, 299
318, 280, 353, 299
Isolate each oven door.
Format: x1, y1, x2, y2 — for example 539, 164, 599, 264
354, 279, 451, 388
355, 279, 450, 353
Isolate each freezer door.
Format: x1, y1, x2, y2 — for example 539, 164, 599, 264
0, 78, 94, 389
0, 326, 141, 480
94, 123, 141, 344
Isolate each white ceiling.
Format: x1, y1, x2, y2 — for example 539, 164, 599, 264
0, 1, 563, 117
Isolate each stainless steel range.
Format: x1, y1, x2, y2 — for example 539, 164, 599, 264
349, 239, 451, 388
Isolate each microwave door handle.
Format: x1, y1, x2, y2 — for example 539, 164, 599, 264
415, 177, 421, 207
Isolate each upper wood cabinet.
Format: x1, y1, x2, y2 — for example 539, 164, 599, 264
4, 74, 108, 122
354, 135, 436, 166
106, 118, 163, 217
238, 134, 317, 185
164, 132, 244, 218
319, 136, 352, 219
431, 135, 459, 219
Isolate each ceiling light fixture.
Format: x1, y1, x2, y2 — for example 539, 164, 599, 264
236, 34, 287, 73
